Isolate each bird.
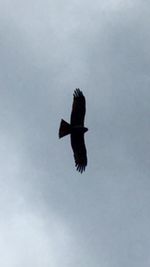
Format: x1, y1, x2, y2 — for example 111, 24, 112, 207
59, 88, 88, 173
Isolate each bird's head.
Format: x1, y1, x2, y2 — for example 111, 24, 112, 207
84, 127, 88, 133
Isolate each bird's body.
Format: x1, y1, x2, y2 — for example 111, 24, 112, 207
59, 89, 88, 173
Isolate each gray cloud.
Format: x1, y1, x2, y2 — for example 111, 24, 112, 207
1, 0, 150, 266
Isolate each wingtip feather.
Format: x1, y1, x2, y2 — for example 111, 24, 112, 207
73, 88, 83, 98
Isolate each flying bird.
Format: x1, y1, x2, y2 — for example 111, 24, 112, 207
59, 88, 88, 173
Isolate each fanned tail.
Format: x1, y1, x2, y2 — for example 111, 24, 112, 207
59, 119, 71, 138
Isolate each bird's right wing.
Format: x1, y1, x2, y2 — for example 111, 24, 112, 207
70, 89, 86, 126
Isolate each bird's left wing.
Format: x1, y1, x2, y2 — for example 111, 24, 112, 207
71, 132, 87, 173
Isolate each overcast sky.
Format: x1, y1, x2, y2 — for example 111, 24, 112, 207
1, 0, 150, 266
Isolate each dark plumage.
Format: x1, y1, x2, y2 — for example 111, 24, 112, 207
59, 88, 88, 173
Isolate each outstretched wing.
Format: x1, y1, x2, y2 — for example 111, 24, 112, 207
70, 89, 86, 126
71, 132, 87, 173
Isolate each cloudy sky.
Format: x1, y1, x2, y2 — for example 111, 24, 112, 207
1, 0, 150, 266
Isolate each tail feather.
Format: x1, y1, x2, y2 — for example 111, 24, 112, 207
59, 119, 71, 138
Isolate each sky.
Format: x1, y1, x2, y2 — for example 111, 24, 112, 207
1, 0, 150, 266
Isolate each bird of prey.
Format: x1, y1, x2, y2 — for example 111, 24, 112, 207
59, 88, 88, 173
